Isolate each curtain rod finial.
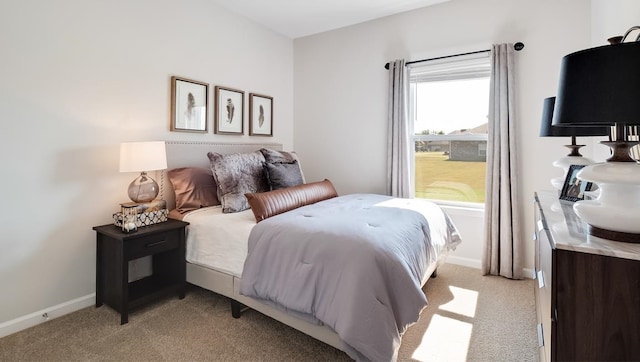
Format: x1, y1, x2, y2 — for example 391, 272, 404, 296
384, 62, 390, 70
514, 42, 524, 51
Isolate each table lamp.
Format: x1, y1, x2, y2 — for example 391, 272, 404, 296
119, 141, 167, 203
539, 96, 610, 189
552, 26, 640, 242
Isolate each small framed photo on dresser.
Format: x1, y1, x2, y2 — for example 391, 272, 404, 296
560, 164, 594, 202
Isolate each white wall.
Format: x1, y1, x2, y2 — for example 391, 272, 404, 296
591, 0, 640, 46
293, 0, 593, 270
0, 0, 293, 330
590, 0, 640, 161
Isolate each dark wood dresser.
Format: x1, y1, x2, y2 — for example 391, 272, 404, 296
533, 191, 640, 361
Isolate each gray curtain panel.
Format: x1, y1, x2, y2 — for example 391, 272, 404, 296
482, 44, 523, 279
386, 59, 412, 198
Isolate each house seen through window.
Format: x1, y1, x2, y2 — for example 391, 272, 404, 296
409, 52, 490, 205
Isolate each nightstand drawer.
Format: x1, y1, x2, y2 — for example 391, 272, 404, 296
126, 230, 180, 259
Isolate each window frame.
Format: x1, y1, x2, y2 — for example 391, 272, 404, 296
408, 52, 491, 208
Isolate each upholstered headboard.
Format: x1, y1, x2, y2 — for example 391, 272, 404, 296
160, 141, 283, 210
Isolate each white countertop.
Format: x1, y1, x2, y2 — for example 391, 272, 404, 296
536, 190, 640, 261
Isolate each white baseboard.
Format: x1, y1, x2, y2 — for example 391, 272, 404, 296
0, 293, 95, 339
523, 267, 535, 280
445, 255, 481, 269
445, 257, 535, 280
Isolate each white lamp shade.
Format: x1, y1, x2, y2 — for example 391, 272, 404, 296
119, 141, 167, 173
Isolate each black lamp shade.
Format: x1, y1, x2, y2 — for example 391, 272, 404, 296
552, 42, 640, 126
540, 97, 609, 137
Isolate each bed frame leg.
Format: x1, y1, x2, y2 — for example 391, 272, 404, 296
231, 300, 246, 319
431, 268, 438, 278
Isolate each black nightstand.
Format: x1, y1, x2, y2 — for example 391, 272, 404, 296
93, 219, 189, 324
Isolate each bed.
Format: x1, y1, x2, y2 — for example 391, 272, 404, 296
161, 141, 461, 361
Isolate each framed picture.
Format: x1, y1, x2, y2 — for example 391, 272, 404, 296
214, 86, 244, 135
170, 76, 208, 133
560, 165, 594, 202
249, 93, 273, 136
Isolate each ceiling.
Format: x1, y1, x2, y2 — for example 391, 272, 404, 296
211, 0, 451, 39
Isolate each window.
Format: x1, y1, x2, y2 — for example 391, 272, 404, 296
478, 143, 487, 157
409, 52, 491, 205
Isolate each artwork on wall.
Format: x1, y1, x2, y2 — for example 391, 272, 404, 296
249, 93, 273, 137
214, 86, 244, 135
560, 164, 594, 202
170, 76, 208, 133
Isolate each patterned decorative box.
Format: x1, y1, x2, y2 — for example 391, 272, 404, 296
120, 199, 167, 213
113, 200, 168, 228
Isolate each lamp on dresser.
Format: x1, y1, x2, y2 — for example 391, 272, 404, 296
119, 141, 167, 203
552, 26, 640, 242
539, 96, 610, 190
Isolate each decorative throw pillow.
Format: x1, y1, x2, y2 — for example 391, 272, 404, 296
259, 148, 306, 183
245, 179, 338, 222
260, 148, 298, 163
265, 161, 304, 190
167, 167, 219, 214
207, 151, 269, 213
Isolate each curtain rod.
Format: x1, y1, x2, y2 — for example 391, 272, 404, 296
384, 42, 524, 69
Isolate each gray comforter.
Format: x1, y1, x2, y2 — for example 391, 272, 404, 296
239, 194, 461, 361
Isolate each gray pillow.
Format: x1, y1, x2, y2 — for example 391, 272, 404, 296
265, 161, 304, 190
260, 148, 298, 163
260, 148, 306, 183
207, 151, 269, 213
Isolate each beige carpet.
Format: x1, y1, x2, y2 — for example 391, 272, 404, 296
0, 264, 537, 361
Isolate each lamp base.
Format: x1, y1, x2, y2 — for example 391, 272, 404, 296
551, 155, 594, 190
589, 225, 640, 243
574, 162, 640, 242
127, 172, 159, 203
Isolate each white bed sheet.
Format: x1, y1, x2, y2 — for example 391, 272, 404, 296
183, 206, 256, 277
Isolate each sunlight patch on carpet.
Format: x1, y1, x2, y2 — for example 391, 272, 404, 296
411, 314, 472, 361
439, 286, 478, 318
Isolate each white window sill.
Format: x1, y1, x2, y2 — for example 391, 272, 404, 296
431, 200, 485, 217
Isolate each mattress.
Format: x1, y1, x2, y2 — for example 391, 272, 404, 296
182, 206, 256, 277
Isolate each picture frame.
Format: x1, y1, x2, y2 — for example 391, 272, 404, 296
170, 76, 208, 133
214, 86, 244, 135
249, 93, 273, 136
560, 164, 594, 202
